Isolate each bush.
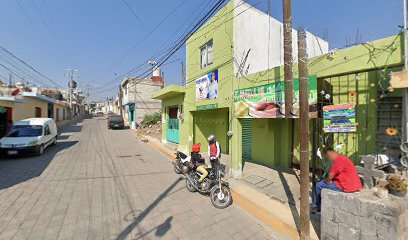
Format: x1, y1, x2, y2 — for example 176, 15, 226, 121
143, 111, 162, 125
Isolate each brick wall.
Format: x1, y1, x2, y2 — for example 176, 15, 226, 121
321, 189, 408, 240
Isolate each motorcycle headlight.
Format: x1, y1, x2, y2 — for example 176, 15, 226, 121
27, 140, 38, 146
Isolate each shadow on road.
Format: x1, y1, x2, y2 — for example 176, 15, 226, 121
0, 117, 87, 190
117, 177, 182, 240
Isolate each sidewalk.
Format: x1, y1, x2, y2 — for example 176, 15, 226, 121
131, 130, 320, 240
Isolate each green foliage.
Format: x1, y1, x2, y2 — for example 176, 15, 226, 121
143, 111, 162, 125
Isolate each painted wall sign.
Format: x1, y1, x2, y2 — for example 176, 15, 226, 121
196, 69, 218, 101
196, 103, 218, 111
323, 103, 356, 133
233, 76, 317, 118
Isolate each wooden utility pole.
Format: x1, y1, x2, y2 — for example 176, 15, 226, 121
298, 28, 310, 240
283, 0, 293, 117
119, 84, 123, 117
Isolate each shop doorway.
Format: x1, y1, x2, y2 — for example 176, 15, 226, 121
166, 106, 179, 144
193, 108, 229, 154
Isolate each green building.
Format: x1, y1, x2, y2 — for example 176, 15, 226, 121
152, 0, 403, 177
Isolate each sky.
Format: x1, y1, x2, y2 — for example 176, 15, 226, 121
0, 0, 404, 101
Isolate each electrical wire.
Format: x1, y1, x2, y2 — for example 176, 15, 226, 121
0, 44, 62, 87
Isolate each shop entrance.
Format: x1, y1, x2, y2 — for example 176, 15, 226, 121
166, 106, 179, 144
0, 107, 12, 138
193, 108, 229, 154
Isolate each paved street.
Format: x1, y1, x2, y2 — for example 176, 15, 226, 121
0, 116, 275, 240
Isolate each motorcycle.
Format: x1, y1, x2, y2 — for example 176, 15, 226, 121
173, 151, 191, 174
185, 160, 232, 209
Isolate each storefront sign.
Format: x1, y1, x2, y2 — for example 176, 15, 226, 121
233, 76, 317, 118
196, 103, 218, 111
323, 103, 356, 133
196, 69, 218, 101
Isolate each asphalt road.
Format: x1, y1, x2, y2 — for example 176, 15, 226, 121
0, 116, 275, 240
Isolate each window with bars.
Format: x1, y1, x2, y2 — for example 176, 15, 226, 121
200, 40, 213, 69
376, 96, 402, 159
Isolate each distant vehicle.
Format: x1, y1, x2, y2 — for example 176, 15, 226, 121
0, 118, 57, 156
107, 115, 124, 129
95, 111, 104, 116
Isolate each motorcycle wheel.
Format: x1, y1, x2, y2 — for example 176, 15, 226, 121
186, 178, 197, 192
174, 164, 182, 174
210, 185, 232, 209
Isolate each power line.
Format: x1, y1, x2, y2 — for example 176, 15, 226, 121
0, 44, 63, 88
92, 0, 188, 83
96, 0, 231, 94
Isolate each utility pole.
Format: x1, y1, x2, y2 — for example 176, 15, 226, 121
298, 28, 310, 240
119, 85, 123, 117
403, 0, 408, 142
283, 0, 293, 117
66, 69, 78, 119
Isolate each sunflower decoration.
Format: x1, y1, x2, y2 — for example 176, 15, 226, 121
348, 91, 357, 98
386, 128, 398, 136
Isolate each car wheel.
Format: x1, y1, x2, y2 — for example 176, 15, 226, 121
52, 137, 57, 145
38, 145, 44, 155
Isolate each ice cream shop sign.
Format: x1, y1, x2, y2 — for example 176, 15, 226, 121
233, 76, 317, 118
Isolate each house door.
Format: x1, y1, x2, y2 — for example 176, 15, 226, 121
0, 107, 12, 138
47, 103, 54, 118
35, 107, 42, 117
56, 108, 60, 121
166, 107, 179, 144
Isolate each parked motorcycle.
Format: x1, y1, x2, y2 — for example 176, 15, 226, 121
185, 160, 232, 209
173, 151, 191, 174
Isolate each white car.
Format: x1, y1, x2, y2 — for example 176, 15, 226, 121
0, 118, 58, 156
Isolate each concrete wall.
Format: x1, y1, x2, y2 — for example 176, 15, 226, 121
233, 0, 328, 77
321, 190, 408, 240
122, 79, 162, 123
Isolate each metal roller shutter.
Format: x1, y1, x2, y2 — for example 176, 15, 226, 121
241, 119, 252, 161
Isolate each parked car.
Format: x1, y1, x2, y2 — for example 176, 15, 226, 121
0, 118, 57, 156
107, 115, 124, 129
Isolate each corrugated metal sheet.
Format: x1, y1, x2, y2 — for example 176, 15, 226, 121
242, 119, 252, 161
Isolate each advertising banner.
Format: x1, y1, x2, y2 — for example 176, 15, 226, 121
196, 69, 218, 101
233, 76, 317, 118
323, 103, 356, 133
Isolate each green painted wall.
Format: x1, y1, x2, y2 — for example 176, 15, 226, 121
181, 1, 235, 154
250, 119, 292, 167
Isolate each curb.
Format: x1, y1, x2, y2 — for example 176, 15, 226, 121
131, 130, 302, 239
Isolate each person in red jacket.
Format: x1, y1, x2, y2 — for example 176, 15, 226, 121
207, 135, 221, 169
312, 148, 363, 212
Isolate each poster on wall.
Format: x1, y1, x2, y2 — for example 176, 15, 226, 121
196, 69, 218, 101
233, 76, 317, 118
323, 103, 356, 133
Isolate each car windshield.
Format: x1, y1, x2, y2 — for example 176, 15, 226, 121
109, 116, 123, 122
6, 125, 43, 137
